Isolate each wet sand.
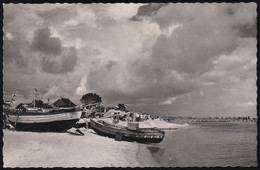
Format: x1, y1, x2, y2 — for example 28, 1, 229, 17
136, 143, 160, 167
3, 128, 157, 168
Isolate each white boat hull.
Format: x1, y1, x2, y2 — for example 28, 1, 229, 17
6, 111, 82, 124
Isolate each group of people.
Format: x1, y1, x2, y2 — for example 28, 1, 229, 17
112, 112, 128, 123
112, 112, 152, 124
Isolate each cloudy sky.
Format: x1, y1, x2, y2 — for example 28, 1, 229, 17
3, 3, 257, 117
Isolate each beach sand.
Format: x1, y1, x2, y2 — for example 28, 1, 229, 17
3, 128, 157, 168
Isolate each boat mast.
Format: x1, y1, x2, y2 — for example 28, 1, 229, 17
33, 89, 35, 108
33, 88, 38, 108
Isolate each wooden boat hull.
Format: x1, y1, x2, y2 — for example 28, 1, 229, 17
5, 110, 82, 132
90, 119, 165, 143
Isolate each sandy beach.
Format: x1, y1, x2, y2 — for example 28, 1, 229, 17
3, 128, 157, 168
3, 117, 186, 168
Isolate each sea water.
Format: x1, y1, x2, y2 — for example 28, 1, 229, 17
144, 122, 257, 167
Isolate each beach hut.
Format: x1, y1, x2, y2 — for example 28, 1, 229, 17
53, 97, 76, 108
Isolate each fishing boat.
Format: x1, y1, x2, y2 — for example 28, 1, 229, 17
4, 97, 82, 132
5, 108, 82, 132
89, 119, 165, 143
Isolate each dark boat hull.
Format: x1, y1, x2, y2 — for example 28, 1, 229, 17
90, 119, 165, 143
8, 119, 79, 132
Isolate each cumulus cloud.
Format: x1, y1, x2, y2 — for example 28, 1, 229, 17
41, 46, 77, 74
31, 27, 78, 74
105, 60, 117, 71
200, 37, 256, 85
149, 4, 255, 76
3, 35, 28, 67
237, 101, 256, 107
75, 76, 88, 96
159, 97, 176, 105
236, 22, 257, 38
3, 13, 14, 25
37, 7, 77, 25
3, 3, 257, 117
131, 3, 167, 21
31, 27, 62, 55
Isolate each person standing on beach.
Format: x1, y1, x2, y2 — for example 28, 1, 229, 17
113, 112, 119, 124
129, 112, 133, 122
169, 153, 173, 166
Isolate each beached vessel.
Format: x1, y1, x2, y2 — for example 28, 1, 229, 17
4, 97, 82, 132
89, 119, 165, 143
5, 108, 82, 132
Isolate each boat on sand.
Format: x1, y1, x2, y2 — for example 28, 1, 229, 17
5, 108, 82, 132
4, 97, 82, 132
89, 119, 165, 143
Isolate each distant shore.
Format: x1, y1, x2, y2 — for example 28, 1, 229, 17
3, 128, 159, 168
163, 117, 257, 123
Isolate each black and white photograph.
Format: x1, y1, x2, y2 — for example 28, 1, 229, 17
2, 2, 257, 167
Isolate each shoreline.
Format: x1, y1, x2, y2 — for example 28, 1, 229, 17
136, 129, 180, 167
136, 143, 160, 167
